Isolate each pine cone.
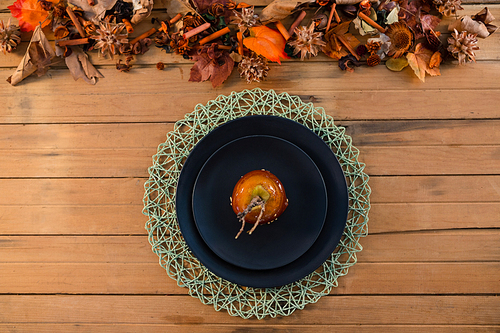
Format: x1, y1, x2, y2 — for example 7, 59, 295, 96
0, 19, 21, 54
288, 22, 326, 60
231, 6, 260, 33
433, 0, 463, 16
90, 21, 129, 58
447, 29, 479, 65
238, 55, 270, 83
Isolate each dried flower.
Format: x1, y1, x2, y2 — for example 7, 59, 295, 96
447, 29, 479, 64
365, 40, 381, 54
231, 6, 260, 33
433, 0, 463, 16
288, 22, 326, 60
91, 21, 129, 58
238, 54, 270, 83
208, 3, 225, 17
385, 21, 414, 58
0, 19, 21, 54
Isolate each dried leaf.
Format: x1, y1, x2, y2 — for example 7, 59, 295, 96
420, 13, 441, 34
8, 0, 54, 32
429, 51, 442, 69
130, 0, 154, 25
7, 25, 55, 85
65, 47, 104, 84
189, 44, 234, 88
385, 7, 399, 25
385, 57, 409, 71
68, 0, 117, 23
406, 43, 440, 82
243, 26, 289, 63
259, 0, 313, 24
162, 0, 195, 18
448, 10, 497, 38
323, 21, 360, 60
352, 9, 378, 35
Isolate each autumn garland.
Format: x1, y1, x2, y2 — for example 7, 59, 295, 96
1, 0, 498, 86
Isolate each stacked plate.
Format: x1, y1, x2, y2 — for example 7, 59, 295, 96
176, 115, 349, 288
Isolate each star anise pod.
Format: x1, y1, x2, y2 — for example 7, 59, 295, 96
288, 22, 326, 60
90, 21, 129, 58
447, 29, 479, 64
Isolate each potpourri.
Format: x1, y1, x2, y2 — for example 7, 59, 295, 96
3, 0, 498, 85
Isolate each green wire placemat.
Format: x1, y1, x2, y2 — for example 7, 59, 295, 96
143, 88, 371, 319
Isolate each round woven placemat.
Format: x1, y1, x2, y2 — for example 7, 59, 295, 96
143, 88, 371, 319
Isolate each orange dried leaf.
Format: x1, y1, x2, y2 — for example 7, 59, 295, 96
323, 21, 360, 60
429, 51, 442, 69
8, 0, 54, 32
406, 43, 440, 82
243, 26, 289, 64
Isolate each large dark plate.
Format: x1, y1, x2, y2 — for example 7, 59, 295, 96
176, 115, 349, 288
193, 135, 327, 270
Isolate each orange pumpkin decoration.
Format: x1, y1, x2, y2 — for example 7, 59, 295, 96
243, 26, 289, 64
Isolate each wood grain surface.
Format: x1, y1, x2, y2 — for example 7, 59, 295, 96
0, 0, 499, 331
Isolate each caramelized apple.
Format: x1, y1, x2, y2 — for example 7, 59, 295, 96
231, 170, 288, 238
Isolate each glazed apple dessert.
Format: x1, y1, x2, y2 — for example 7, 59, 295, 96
231, 170, 288, 238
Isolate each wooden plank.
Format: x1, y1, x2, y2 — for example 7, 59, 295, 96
2, 145, 496, 177
1, 202, 498, 235
1, 63, 500, 123
1, 230, 498, 263
0, 262, 498, 294
0, 295, 498, 324
341, 120, 500, 146
1, 120, 499, 149
0, 324, 498, 333
368, 176, 500, 203
360, 146, 500, 176
369, 202, 500, 233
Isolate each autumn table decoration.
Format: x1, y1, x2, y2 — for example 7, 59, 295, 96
2, 0, 498, 85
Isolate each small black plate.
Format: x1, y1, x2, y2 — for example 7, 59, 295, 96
176, 115, 349, 288
193, 135, 327, 270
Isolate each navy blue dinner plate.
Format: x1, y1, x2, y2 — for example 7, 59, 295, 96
176, 115, 349, 288
192, 135, 327, 270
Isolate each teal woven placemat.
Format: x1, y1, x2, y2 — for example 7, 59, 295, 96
143, 88, 370, 319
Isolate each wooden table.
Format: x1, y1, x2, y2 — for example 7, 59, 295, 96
0, 0, 499, 331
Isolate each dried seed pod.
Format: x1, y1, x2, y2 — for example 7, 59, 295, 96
365, 40, 381, 54
54, 25, 70, 39
156, 61, 165, 70
367, 53, 381, 66
447, 29, 478, 65
208, 2, 225, 17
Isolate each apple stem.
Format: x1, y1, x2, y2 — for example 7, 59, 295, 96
235, 196, 265, 239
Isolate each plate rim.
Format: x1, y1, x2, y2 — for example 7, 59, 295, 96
175, 115, 349, 288
192, 134, 328, 271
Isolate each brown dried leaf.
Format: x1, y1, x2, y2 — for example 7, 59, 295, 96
323, 21, 360, 60
7, 25, 55, 85
448, 16, 489, 38
65, 47, 104, 84
406, 43, 440, 82
429, 51, 442, 69
259, 0, 314, 24
189, 44, 234, 88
